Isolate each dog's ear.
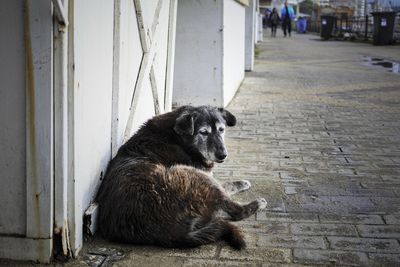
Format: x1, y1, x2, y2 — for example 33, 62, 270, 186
218, 108, 236, 127
174, 111, 194, 136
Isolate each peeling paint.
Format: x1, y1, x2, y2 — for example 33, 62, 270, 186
53, 220, 72, 261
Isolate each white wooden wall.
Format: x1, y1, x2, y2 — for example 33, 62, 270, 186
0, 0, 53, 262
68, 0, 177, 256
245, 0, 256, 71
0, 0, 176, 262
69, 0, 115, 254
173, 0, 246, 107
0, 0, 27, 238
223, 0, 245, 105
173, 0, 223, 107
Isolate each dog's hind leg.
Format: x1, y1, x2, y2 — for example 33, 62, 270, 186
219, 197, 267, 221
222, 180, 251, 196
177, 218, 246, 250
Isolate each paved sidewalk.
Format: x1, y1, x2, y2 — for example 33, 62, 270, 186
78, 35, 400, 266
217, 34, 400, 266
6, 33, 398, 267
72, 34, 400, 267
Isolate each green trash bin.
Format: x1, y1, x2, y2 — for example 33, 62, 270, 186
320, 15, 335, 40
371, 12, 397, 45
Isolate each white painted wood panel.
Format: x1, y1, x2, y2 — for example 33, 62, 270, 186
140, 0, 159, 41
122, 0, 173, 141
25, 0, 54, 240
164, 0, 178, 112
0, 0, 177, 261
70, 0, 175, 254
0, 0, 27, 235
71, 0, 114, 253
173, 0, 223, 106
0, 0, 53, 262
152, 0, 170, 113
173, 0, 246, 107
131, 78, 156, 134
223, 0, 245, 105
0, 236, 51, 263
245, 0, 256, 71
112, 0, 144, 155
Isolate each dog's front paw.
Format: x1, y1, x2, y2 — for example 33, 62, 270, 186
256, 198, 267, 211
238, 180, 251, 191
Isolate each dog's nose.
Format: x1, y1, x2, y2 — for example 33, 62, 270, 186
216, 152, 227, 161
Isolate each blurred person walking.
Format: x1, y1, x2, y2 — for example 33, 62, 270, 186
281, 1, 295, 37
269, 8, 280, 37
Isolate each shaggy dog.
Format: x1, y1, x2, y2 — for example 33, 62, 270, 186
96, 105, 267, 250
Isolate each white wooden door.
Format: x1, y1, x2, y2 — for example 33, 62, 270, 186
112, 0, 177, 156
63, 0, 177, 257
0, 1, 177, 262
0, 0, 54, 262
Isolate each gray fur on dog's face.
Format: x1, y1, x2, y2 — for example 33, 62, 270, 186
174, 106, 236, 163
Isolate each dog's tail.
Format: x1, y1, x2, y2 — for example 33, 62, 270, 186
177, 218, 246, 250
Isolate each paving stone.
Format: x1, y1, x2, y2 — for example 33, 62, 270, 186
327, 236, 400, 253
183, 259, 259, 267
122, 245, 218, 259
256, 212, 319, 222
113, 256, 185, 267
293, 249, 369, 266
357, 225, 400, 238
290, 223, 357, 236
257, 234, 326, 249
285, 195, 378, 214
220, 247, 291, 263
369, 197, 400, 213
384, 214, 400, 224
368, 253, 400, 266
261, 264, 312, 267
237, 221, 290, 234
319, 214, 384, 225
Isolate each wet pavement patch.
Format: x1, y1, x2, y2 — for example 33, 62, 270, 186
361, 56, 400, 74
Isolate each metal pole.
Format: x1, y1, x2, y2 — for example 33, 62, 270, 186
364, 14, 368, 40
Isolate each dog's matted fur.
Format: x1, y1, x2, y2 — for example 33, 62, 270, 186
96, 105, 267, 250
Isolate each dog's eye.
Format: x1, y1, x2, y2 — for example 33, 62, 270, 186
219, 127, 225, 133
199, 130, 209, 135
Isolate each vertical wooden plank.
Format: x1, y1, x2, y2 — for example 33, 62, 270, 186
245, 0, 255, 71
0, 0, 27, 236
54, 0, 73, 258
164, 0, 177, 111
71, 0, 115, 254
112, 0, 143, 152
67, 0, 77, 256
24, 0, 54, 240
111, 0, 121, 157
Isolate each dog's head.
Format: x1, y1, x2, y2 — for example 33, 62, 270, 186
174, 106, 236, 164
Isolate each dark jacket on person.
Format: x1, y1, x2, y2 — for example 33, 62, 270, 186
269, 12, 280, 25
